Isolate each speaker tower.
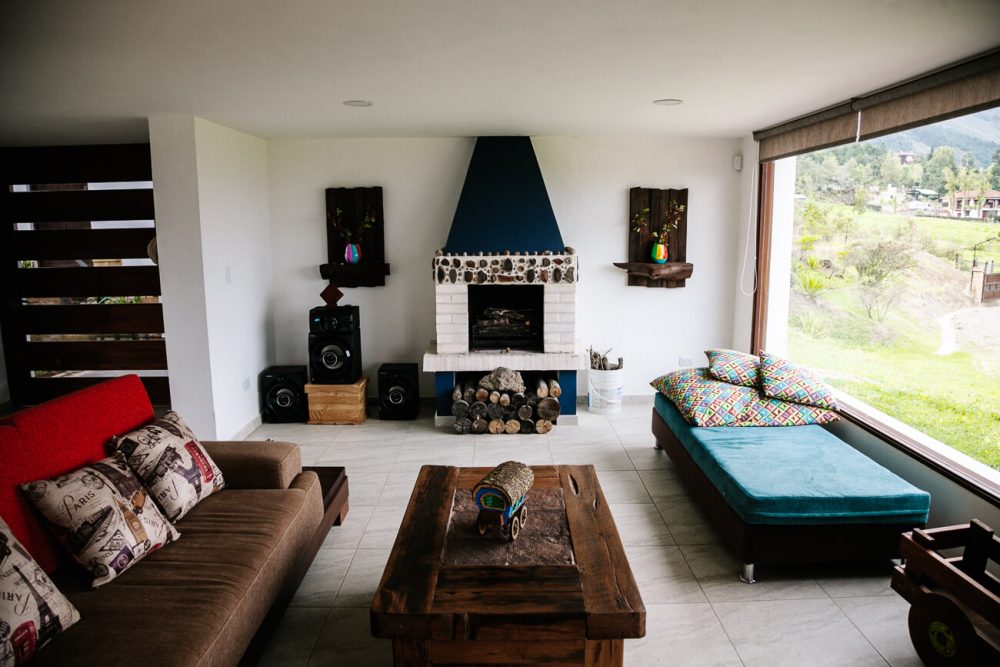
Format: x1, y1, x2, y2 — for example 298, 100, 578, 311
378, 363, 420, 420
259, 365, 308, 423
308, 305, 362, 384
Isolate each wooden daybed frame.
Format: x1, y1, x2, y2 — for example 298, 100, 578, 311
651, 408, 922, 582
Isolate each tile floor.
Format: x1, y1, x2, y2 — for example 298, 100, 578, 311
252, 403, 921, 666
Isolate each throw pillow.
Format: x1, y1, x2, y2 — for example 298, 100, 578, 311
651, 368, 758, 427
759, 352, 839, 409
740, 392, 839, 426
0, 517, 80, 665
705, 349, 760, 387
111, 411, 225, 522
20, 453, 179, 588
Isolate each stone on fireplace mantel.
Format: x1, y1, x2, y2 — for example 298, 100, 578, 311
422, 341, 586, 373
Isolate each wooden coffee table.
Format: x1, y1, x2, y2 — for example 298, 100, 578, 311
371, 465, 645, 666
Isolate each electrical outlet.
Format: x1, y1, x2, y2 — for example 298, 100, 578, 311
224, 266, 232, 284
242, 377, 250, 392
678, 356, 694, 368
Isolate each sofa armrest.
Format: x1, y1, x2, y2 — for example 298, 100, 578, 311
201, 440, 302, 490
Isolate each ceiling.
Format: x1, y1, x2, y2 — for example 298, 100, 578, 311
1, 0, 998, 146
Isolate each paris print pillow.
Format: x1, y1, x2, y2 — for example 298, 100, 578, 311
20, 453, 179, 588
111, 411, 225, 523
0, 517, 80, 665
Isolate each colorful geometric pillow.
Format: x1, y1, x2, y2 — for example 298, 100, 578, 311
0, 517, 80, 664
740, 392, 839, 426
111, 411, 225, 523
706, 349, 760, 387
20, 453, 180, 588
651, 368, 759, 427
759, 352, 838, 410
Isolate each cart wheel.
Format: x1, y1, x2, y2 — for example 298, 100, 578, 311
519, 505, 528, 529
477, 512, 488, 536
510, 515, 521, 541
908, 592, 984, 665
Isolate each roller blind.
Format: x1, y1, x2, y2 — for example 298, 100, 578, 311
754, 49, 1000, 162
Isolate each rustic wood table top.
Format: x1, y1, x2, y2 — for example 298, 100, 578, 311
370, 464, 645, 644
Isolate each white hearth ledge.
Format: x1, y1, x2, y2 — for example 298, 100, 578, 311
423, 341, 586, 372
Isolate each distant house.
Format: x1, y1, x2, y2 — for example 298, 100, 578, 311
945, 190, 1000, 219
906, 187, 939, 200
896, 151, 916, 165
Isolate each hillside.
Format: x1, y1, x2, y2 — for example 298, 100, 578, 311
875, 108, 1000, 167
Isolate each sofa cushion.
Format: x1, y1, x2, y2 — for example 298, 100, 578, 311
654, 394, 930, 525
21, 453, 180, 587
706, 349, 760, 387
0, 517, 80, 664
35, 482, 322, 667
112, 411, 225, 522
0, 375, 155, 573
651, 368, 757, 427
760, 352, 838, 410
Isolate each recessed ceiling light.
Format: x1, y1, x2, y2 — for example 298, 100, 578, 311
343, 100, 373, 107
652, 98, 683, 106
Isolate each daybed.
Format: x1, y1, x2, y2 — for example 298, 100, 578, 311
652, 393, 931, 582
0, 375, 344, 666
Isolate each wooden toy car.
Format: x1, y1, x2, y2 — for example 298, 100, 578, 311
892, 520, 1000, 665
474, 461, 534, 541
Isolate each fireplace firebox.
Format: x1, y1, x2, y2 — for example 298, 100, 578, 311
468, 285, 544, 351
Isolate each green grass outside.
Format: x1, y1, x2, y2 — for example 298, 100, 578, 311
787, 204, 1000, 471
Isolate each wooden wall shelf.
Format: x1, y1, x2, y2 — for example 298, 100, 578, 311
621, 187, 691, 288
613, 262, 693, 282
322, 186, 388, 288
319, 262, 391, 287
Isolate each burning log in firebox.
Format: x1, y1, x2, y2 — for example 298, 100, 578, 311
451, 367, 561, 435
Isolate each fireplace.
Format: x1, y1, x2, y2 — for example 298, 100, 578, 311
469, 285, 544, 351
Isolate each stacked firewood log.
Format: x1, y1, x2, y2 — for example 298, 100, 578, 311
451, 369, 562, 435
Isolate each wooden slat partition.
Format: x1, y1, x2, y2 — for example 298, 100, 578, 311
24, 341, 167, 371
0, 143, 169, 408
18, 304, 164, 334
22, 376, 170, 406
15, 266, 161, 298
3, 189, 155, 222
0, 144, 152, 184
13, 228, 156, 260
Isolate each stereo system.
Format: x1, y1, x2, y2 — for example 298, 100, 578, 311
308, 305, 362, 385
259, 365, 308, 423
378, 363, 420, 420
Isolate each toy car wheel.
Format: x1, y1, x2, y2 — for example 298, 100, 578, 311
477, 512, 488, 536
519, 505, 527, 528
908, 592, 983, 665
510, 515, 521, 541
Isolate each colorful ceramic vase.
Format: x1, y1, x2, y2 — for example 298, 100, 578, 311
344, 243, 361, 264
650, 242, 668, 264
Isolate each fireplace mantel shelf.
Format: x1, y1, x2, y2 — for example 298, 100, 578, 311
423, 342, 586, 373
319, 262, 391, 287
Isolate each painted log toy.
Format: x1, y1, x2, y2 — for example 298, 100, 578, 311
474, 461, 534, 541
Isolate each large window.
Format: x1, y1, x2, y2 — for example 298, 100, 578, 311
762, 108, 1000, 474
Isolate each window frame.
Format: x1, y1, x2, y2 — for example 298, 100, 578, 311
751, 162, 1000, 506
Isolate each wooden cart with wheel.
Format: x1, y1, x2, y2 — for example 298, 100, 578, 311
891, 520, 1000, 665
473, 461, 533, 541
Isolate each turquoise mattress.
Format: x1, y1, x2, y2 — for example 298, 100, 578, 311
654, 394, 930, 526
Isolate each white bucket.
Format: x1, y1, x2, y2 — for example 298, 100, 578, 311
587, 368, 624, 414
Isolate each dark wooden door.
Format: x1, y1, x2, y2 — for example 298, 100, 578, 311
0, 144, 169, 407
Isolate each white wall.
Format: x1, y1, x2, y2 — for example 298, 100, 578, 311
149, 115, 217, 437
730, 136, 758, 351
149, 116, 271, 439
267, 136, 744, 397
193, 118, 271, 439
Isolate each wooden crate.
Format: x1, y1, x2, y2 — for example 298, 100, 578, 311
306, 378, 367, 424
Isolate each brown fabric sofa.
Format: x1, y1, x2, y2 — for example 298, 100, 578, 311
35, 440, 324, 667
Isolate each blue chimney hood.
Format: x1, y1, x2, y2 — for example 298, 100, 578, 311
444, 137, 565, 254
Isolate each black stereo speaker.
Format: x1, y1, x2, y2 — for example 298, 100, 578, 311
309, 305, 362, 384
378, 363, 420, 420
260, 365, 308, 423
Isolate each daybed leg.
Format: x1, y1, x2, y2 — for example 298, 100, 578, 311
740, 563, 756, 584
653, 439, 663, 450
